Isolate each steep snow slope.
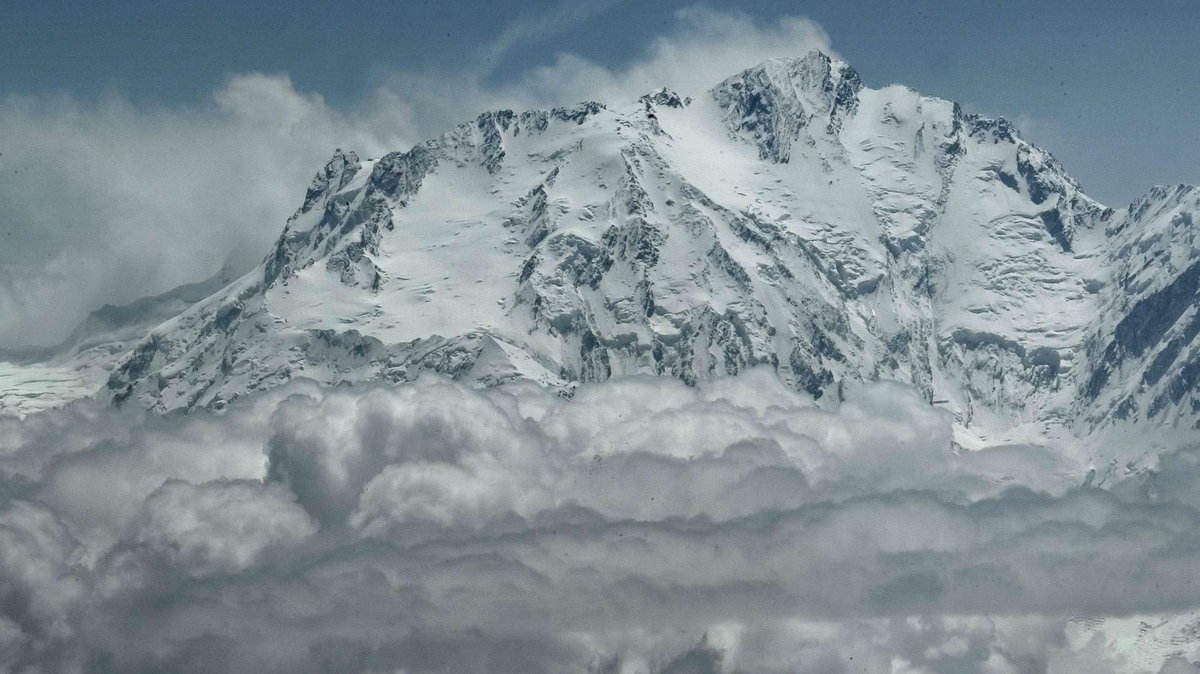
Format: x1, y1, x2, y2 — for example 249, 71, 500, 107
1080, 185, 1200, 431
82, 52, 1200, 442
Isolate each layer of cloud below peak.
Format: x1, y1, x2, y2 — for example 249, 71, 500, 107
1, 369, 1199, 673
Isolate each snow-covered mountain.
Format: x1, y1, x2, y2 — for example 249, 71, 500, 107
18, 51, 1200, 444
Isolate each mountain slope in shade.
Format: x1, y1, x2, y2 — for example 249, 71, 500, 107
43, 51, 1197, 445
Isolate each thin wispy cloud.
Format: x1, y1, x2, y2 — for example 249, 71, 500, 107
480, 0, 632, 73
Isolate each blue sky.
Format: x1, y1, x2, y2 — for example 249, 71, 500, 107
2, 0, 1199, 347
5, 0, 1199, 205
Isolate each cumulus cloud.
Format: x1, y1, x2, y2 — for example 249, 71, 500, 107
1, 371, 1199, 672
0, 75, 413, 349
129, 480, 316, 577
0, 7, 833, 349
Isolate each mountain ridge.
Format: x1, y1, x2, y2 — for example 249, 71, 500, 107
5, 51, 1198, 447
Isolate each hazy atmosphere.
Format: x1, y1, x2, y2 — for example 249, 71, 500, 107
2, 3, 1200, 673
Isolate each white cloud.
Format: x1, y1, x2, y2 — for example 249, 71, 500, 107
377, 6, 835, 134
0, 74, 413, 349
0, 372, 1198, 671
0, 7, 835, 349
511, 6, 836, 104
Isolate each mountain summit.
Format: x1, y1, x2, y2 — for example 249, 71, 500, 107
82, 51, 1200, 446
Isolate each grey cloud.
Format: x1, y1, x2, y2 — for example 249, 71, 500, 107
130, 480, 316, 578
0, 372, 1198, 671
0, 500, 85, 672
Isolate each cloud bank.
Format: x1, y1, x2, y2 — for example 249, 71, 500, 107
0, 76, 412, 348
1, 370, 1199, 672
0, 7, 833, 349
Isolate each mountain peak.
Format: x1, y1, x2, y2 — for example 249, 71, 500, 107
639, 88, 691, 109
299, 147, 361, 214
732, 50, 861, 97
77, 50, 1200, 447
710, 51, 863, 162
